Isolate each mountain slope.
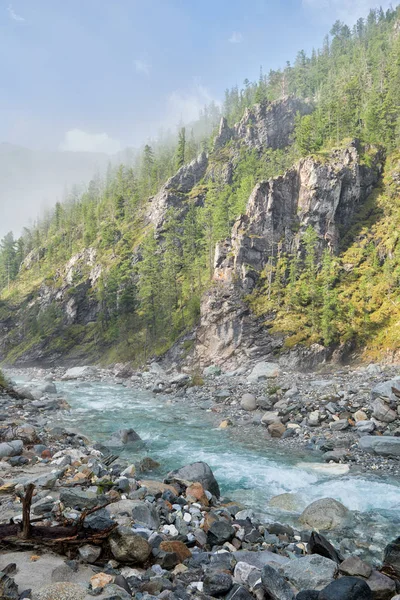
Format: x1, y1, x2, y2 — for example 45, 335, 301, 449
1, 6, 400, 368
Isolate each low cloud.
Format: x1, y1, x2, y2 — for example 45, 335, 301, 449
134, 59, 150, 76
59, 129, 121, 155
302, 0, 394, 23
166, 80, 219, 126
229, 31, 243, 43
7, 4, 25, 22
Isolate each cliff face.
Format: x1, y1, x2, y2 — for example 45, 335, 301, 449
214, 97, 313, 151
194, 142, 383, 367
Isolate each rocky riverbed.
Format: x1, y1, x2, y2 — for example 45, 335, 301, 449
0, 362, 400, 599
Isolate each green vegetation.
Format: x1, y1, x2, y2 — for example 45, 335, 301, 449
1, 6, 400, 363
0, 369, 7, 389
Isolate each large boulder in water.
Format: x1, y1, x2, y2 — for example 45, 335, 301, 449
165, 461, 220, 498
104, 428, 142, 447
299, 498, 349, 531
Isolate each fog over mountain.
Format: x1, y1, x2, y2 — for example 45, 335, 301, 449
0, 143, 110, 237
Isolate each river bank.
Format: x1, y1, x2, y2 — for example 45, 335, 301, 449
0, 364, 400, 599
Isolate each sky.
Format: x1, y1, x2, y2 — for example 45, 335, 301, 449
0, 0, 395, 154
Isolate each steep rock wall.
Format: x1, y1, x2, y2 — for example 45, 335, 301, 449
194, 142, 383, 367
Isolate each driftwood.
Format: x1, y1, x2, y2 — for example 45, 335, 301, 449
0, 485, 116, 553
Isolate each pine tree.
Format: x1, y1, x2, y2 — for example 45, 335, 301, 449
176, 127, 186, 169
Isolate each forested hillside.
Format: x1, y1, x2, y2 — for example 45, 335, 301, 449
1, 5, 400, 366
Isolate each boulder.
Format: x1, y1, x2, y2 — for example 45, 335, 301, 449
359, 436, 400, 457
329, 420, 349, 431
169, 373, 190, 386
105, 428, 142, 447
226, 584, 254, 600
60, 488, 106, 510
0, 441, 23, 458
240, 394, 257, 411
371, 378, 400, 402
339, 556, 372, 578
269, 493, 304, 512
261, 564, 295, 600
0, 572, 18, 600
308, 532, 343, 564
131, 502, 160, 530
204, 571, 233, 596
318, 577, 372, 600
261, 412, 281, 426
165, 461, 220, 498
383, 536, 400, 577
299, 498, 349, 530
83, 509, 114, 531
356, 421, 375, 434
282, 555, 337, 591
372, 399, 397, 423
234, 562, 261, 586
268, 422, 286, 438
248, 362, 280, 382
207, 521, 235, 546
78, 545, 102, 563
109, 526, 152, 564
354, 410, 368, 422
62, 366, 98, 380
366, 570, 396, 600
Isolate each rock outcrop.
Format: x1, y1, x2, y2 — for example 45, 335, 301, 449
194, 141, 383, 367
214, 96, 313, 151
147, 152, 208, 231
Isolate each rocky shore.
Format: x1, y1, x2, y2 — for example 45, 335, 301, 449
0, 363, 399, 598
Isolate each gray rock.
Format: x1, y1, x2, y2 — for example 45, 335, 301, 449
240, 394, 257, 411
169, 373, 191, 386
109, 526, 152, 563
261, 564, 295, 600
234, 562, 261, 586
329, 420, 349, 431
32, 497, 56, 515
84, 508, 114, 531
78, 544, 101, 563
339, 556, 372, 578
62, 366, 98, 380
165, 461, 220, 497
233, 550, 289, 569
248, 362, 280, 382
366, 570, 396, 599
299, 498, 349, 530
359, 436, 400, 457
282, 555, 337, 591
131, 502, 160, 530
93, 584, 132, 599
105, 428, 142, 447
0, 441, 23, 458
372, 399, 397, 423
226, 584, 254, 600
356, 420, 375, 433
207, 521, 235, 546
318, 577, 372, 600
371, 378, 400, 402
0, 572, 19, 600
383, 536, 400, 577
204, 571, 233, 596
60, 488, 106, 510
